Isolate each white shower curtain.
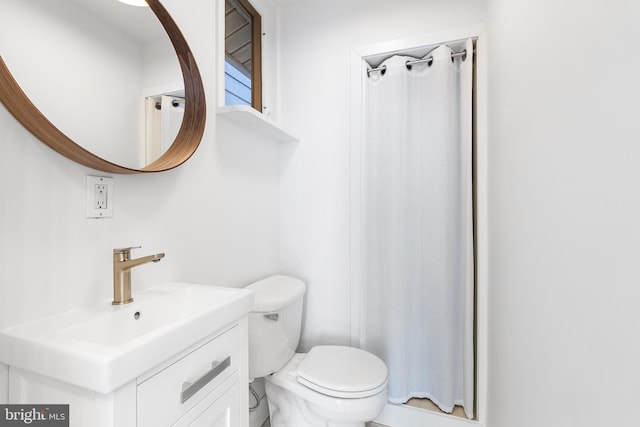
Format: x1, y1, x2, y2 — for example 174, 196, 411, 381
359, 39, 474, 418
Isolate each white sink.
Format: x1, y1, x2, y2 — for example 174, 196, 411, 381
0, 282, 254, 394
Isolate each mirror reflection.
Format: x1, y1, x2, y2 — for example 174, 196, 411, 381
0, 0, 183, 169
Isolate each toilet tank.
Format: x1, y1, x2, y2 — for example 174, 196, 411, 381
245, 275, 306, 379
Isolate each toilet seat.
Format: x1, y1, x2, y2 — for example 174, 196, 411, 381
296, 345, 388, 399
265, 353, 389, 427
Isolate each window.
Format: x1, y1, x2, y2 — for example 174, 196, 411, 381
225, 0, 262, 111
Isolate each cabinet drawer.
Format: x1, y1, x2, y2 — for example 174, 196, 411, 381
137, 326, 239, 427
172, 377, 239, 427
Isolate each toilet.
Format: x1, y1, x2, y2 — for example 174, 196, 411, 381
246, 275, 388, 427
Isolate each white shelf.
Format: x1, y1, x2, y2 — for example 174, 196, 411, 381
217, 105, 298, 142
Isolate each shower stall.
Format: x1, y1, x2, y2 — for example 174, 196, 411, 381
350, 33, 480, 423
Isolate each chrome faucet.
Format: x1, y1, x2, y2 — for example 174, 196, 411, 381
112, 246, 165, 305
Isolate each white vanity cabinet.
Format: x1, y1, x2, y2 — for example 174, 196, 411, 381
6, 318, 250, 427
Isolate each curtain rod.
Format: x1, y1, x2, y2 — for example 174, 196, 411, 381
367, 49, 468, 77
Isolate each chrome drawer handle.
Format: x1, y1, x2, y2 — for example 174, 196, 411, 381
264, 313, 279, 321
180, 356, 231, 403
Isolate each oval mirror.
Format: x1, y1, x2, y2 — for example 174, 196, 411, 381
0, 0, 205, 174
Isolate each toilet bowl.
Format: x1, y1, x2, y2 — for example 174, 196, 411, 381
246, 275, 388, 427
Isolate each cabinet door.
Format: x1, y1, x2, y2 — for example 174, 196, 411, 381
173, 381, 239, 427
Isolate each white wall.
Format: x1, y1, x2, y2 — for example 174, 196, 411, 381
277, 0, 487, 351
0, 0, 280, 334
486, 1, 640, 426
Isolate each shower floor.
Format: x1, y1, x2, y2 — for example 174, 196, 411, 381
406, 397, 467, 418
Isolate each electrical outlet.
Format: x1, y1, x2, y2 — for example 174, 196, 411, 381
86, 175, 114, 218
94, 184, 108, 209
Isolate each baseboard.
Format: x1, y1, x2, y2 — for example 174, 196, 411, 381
374, 403, 483, 427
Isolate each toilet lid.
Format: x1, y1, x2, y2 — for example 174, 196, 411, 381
296, 346, 388, 399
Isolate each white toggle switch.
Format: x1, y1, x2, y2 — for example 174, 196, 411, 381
86, 175, 114, 218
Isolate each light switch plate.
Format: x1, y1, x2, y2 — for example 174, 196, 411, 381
86, 175, 114, 218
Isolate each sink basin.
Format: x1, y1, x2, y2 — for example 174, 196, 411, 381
60, 285, 237, 347
0, 282, 254, 394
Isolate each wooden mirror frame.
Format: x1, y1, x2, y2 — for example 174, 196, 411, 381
0, 0, 206, 174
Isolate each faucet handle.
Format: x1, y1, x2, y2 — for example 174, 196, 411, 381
113, 246, 142, 254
